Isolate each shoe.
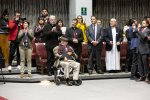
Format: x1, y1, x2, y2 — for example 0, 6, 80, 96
125, 69, 128, 73
130, 76, 138, 80
48, 72, 52, 76
17, 65, 21, 70
145, 77, 149, 82
20, 73, 24, 78
137, 77, 145, 81
88, 69, 93, 74
97, 70, 104, 74
72, 80, 80, 86
28, 74, 32, 78
8, 66, 12, 73
66, 78, 72, 86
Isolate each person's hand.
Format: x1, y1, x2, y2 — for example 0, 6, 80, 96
92, 41, 98, 46
64, 57, 68, 61
147, 36, 150, 40
73, 38, 78, 43
116, 42, 120, 45
110, 41, 113, 45
52, 27, 56, 32
67, 51, 72, 56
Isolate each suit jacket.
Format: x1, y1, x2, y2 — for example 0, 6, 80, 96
43, 23, 62, 49
18, 29, 34, 49
53, 45, 78, 68
104, 27, 123, 51
137, 27, 150, 54
65, 27, 83, 54
86, 24, 104, 50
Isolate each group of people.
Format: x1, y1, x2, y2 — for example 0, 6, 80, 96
0, 8, 150, 85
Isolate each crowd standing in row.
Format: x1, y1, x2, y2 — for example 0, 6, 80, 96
0, 9, 150, 85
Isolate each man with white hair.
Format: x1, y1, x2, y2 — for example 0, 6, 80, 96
104, 18, 123, 72
43, 15, 62, 76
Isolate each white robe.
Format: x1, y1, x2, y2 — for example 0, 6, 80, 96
106, 27, 120, 71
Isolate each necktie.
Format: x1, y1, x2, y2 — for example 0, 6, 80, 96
142, 28, 145, 33
93, 24, 96, 41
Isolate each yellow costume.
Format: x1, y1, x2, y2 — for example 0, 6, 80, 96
0, 33, 9, 66
76, 23, 88, 43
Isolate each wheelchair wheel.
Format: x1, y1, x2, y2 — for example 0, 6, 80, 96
77, 79, 82, 85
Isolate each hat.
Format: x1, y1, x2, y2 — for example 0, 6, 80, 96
59, 36, 68, 42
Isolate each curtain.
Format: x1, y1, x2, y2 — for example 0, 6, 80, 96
0, 0, 69, 28
93, 0, 150, 28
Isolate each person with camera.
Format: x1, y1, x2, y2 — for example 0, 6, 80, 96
0, 9, 10, 68
8, 11, 24, 72
126, 22, 138, 80
18, 21, 33, 78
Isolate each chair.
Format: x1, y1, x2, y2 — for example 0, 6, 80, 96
35, 43, 47, 75
80, 43, 89, 73
120, 42, 127, 70
32, 38, 37, 60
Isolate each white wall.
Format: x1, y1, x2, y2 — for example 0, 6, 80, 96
69, 0, 92, 26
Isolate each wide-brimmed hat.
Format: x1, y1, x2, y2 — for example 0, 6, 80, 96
59, 36, 68, 42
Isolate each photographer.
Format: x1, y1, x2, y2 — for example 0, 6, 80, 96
8, 11, 24, 72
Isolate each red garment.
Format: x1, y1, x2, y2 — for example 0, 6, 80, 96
8, 20, 23, 41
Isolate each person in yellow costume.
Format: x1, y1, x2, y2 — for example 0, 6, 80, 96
76, 15, 87, 43
0, 9, 10, 67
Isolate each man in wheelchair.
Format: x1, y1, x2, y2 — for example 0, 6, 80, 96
53, 36, 81, 86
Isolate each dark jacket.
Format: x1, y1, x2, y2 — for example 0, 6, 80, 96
0, 18, 9, 33
43, 23, 62, 49
104, 27, 123, 51
86, 24, 104, 50
34, 25, 45, 42
136, 27, 150, 54
65, 27, 83, 55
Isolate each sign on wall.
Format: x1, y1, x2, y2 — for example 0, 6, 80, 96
81, 7, 87, 15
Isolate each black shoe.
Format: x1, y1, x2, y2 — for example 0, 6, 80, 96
137, 77, 145, 82
88, 69, 93, 74
130, 76, 138, 80
72, 80, 80, 86
48, 72, 52, 76
66, 78, 72, 86
97, 70, 104, 74
125, 69, 128, 73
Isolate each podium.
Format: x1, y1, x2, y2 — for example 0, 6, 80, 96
0, 58, 5, 84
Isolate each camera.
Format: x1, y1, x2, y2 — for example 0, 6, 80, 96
20, 17, 26, 21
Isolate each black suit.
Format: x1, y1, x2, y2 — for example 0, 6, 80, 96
65, 27, 83, 60
43, 23, 62, 73
137, 27, 150, 77
86, 24, 104, 71
104, 27, 123, 51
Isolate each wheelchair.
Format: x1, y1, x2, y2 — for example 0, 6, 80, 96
53, 64, 82, 86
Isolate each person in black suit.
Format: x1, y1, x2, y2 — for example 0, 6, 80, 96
86, 16, 104, 74
126, 22, 138, 80
104, 18, 123, 72
65, 18, 83, 61
43, 15, 62, 76
137, 19, 150, 82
